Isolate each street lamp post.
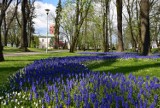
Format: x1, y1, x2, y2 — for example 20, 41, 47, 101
0, 0, 2, 10
45, 9, 50, 53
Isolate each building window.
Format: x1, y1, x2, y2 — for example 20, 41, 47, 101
42, 39, 44, 42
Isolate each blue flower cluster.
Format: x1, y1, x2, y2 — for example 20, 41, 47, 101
0, 53, 160, 107
79, 52, 160, 59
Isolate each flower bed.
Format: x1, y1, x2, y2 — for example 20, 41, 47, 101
0, 54, 160, 107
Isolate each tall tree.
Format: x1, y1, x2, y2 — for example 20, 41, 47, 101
0, 0, 13, 61
60, 1, 75, 47
135, 0, 142, 53
140, 0, 150, 55
104, 0, 110, 52
55, 0, 62, 49
3, 0, 20, 46
20, 0, 28, 51
101, 0, 110, 52
116, 0, 124, 52
69, 0, 92, 53
26, 0, 36, 47
123, 0, 137, 51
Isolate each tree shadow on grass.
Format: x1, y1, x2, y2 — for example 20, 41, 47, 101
107, 63, 160, 74
0, 67, 24, 85
87, 60, 160, 76
86, 59, 117, 70
5, 59, 34, 62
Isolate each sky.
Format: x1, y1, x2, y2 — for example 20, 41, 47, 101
33, 0, 59, 35
42, 0, 59, 6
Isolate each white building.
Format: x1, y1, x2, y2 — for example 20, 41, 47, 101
38, 34, 53, 49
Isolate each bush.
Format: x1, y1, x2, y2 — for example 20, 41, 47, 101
151, 48, 160, 54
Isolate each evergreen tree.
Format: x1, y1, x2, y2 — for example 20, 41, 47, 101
55, 0, 62, 49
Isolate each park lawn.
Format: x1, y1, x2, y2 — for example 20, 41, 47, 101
1, 48, 160, 89
3, 47, 23, 53
86, 58, 160, 78
3, 47, 55, 54
0, 52, 79, 87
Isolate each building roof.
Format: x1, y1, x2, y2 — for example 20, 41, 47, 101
33, 34, 54, 38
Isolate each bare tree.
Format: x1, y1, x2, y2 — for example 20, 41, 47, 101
69, 0, 92, 53
3, 0, 20, 46
60, 2, 75, 47
123, 0, 137, 51
0, 0, 13, 61
26, 0, 36, 47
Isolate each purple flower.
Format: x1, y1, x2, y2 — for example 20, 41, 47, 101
34, 92, 39, 99
94, 100, 99, 108
154, 94, 158, 102
149, 102, 155, 108
44, 92, 50, 103
61, 91, 64, 100
29, 93, 32, 100
31, 83, 36, 92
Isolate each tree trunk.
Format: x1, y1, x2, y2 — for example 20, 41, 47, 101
21, 0, 28, 51
0, 19, 4, 61
4, 30, 8, 46
128, 15, 136, 51
0, 12, 5, 62
140, 0, 150, 55
69, 0, 80, 53
0, 0, 13, 61
0, 27, 4, 61
104, 0, 109, 52
102, 12, 107, 52
102, 0, 109, 52
3, 14, 8, 46
55, 0, 62, 49
69, 0, 91, 53
135, 0, 142, 53
116, 0, 124, 52
84, 18, 87, 51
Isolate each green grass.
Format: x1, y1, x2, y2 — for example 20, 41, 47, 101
3, 47, 55, 53
86, 59, 160, 78
3, 47, 23, 53
0, 52, 79, 87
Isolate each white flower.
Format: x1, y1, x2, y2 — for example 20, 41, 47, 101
3, 100, 6, 105
18, 92, 21, 96
18, 102, 20, 105
39, 100, 41, 103
14, 91, 17, 95
15, 99, 17, 102
0, 96, 3, 99
36, 103, 38, 107
6, 93, 10, 97
14, 106, 17, 108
